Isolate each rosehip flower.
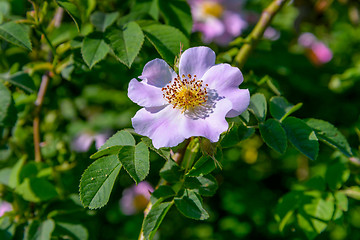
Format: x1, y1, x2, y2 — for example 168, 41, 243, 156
188, 0, 248, 46
0, 201, 12, 217
128, 46, 250, 149
298, 32, 332, 65
120, 182, 153, 215
72, 131, 111, 152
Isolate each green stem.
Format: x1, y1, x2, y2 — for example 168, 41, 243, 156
234, 0, 289, 69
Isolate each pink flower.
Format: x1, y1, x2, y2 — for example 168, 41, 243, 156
72, 131, 111, 152
188, 0, 248, 46
120, 182, 153, 215
0, 201, 12, 217
298, 32, 332, 65
128, 46, 250, 149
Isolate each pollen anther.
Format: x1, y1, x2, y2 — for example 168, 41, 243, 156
162, 74, 208, 112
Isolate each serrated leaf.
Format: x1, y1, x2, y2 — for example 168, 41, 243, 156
325, 162, 350, 190
90, 11, 119, 32
0, 82, 17, 127
0, 21, 31, 50
91, 130, 135, 159
159, 159, 182, 183
56, 0, 82, 31
105, 22, 144, 68
142, 201, 173, 240
158, 0, 192, 36
259, 119, 287, 154
81, 32, 110, 68
305, 118, 352, 157
282, 117, 319, 160
174, 189, 209, 220
79, 155, 122, 209
270, 96, 302, 121
25, 219, 55, 240
248, 93, 267, 122
118, 142, 150, 184
187, 156, 216, 177
15, 178, 58, 202
184, 174, 218, 197
141, 23, 189, 65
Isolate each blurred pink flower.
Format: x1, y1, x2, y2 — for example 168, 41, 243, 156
120, 182, 153, 215
188, 0, 248, 46
298, 32, 332, 65
72, 131, 111, 152
0, 201, 12, 217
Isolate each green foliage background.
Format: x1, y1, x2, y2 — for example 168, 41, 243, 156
0, 0, 359, 239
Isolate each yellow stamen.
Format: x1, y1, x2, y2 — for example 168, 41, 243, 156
202, 2, 224, 18
162, 74, 208, 113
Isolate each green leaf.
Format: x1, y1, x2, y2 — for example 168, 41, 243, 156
118, 142, 150, 184
150, 185, 175, 204
259, 119, 287, 154
90, 130, 135, 159
248, 93, 267, 122
270, 96, 302, 121
305, 118, 352, 157
174, 189, 209, 220
275, 191, 302, 232
0, 21, 31, 50
8, 156, 26, 188
141, 23, 189, 65
282, 117, 319, 160
142, 137, 170, 160
0, 81, 17, 127
325, 162, 350, 190
105, 22, 144, 68
79, 155, 122, 209
0, 71, 35, 93
158, 0, 192, 36
159, 159, 182, 183
54, 222, 89, 240
297, 212, 319, 240
184, 174, 218, 197
81, 32, 110, 69
131, 0, 159, 21
25, 219, 55, 240
187, 156, 216, 177
56, 0, 82, 31
142, 201, 173, 240
90, 11, 119, 32
15, 178, 58, 202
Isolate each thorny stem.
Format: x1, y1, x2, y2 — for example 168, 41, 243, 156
138, 139, 192, 240
234, 0, 290, 69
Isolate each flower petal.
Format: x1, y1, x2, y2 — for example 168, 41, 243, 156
128, 78, 167, 108
182, 98, 232, 142
225, 89, 250, 118
132, 106, 187, 149
139, 59, 176, 88
202, 63, 249, 117
179, 46, 215, 79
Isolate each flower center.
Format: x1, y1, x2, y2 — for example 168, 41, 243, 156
202, 2, 224, 18
162, 74, 208, 113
